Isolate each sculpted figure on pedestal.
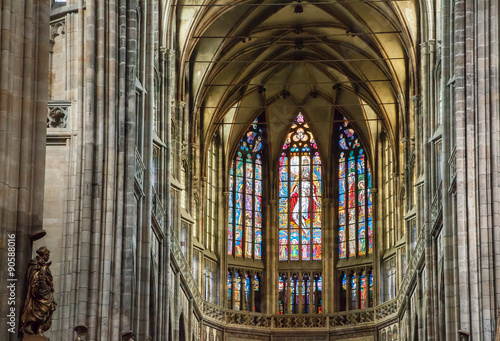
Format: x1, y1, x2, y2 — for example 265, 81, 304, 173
20, 247, 57, 336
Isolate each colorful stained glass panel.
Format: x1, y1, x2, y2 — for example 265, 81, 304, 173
278, 113, 322, 261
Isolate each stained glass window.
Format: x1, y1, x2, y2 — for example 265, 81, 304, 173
360, 271, 367, 309
254, 275, 260, 312
278, 274, 286, 314
369, 271, 374, 307
279, 113, 322, 261
313, 274, 323, 313
227, 272, 232, 309
351, 275, 357, 309
234, 272, 241, 310
228, 117, 264, 259
245, 274, 251, 310
302, 274, 312, 314
290, 274, 299, 313
338, 117, 373, 258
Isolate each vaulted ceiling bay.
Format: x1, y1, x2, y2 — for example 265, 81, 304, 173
177, 0, 417, 166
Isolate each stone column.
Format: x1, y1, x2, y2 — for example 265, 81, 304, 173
355, 271, 361, 310
222, 191, 230, 307
265, 199, 277, 314
287, 275, 293, 314
240, 270, 246, 311
368, 266, 373, 308
346, 272, 352, 311
249, 272, 255, 312
230, 269, 236, 309
371, 187, 379, 307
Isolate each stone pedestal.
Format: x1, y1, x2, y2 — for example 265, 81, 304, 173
22, 335, 49, 341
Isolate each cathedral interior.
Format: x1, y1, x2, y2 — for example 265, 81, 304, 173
0, 0, 499, 340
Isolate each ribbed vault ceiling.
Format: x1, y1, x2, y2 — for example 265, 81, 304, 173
177, 0, 417, 166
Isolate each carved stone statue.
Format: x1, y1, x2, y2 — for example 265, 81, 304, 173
20, 247, 57, 336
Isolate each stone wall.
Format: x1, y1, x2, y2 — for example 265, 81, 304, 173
0, 1, 50, 340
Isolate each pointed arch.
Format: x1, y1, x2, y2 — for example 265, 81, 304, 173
278, 113, 322, 262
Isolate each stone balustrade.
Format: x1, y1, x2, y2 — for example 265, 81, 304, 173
202, 298, 398, 331
171, 233, 203, 309
152, 186, 166, 228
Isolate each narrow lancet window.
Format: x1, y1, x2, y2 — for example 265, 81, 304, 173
228, 117, 264, 259
338, 118, 373, 259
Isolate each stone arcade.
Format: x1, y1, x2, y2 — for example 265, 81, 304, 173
0, 0, 499, 340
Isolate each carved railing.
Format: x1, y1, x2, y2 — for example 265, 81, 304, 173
152, 187, 165, 228
375, 299, 398, 320
329, 309, 375, 327
228, 310, 272, 328
430, 182, 443, 222
203, 302, 225, 322
203, 299, 398, 331
398, 236, 425, 309
273, 314, 326, 329
449, 147, 456, 181
135, 148, 146, 189
47, 101, 70, 129
171, 233, 203, 309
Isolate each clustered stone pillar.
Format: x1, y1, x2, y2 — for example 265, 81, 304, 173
240, 270, 246, 310
287, 276, 293, 314
355, 272, 362, 310
230, 268, 236, 309
249, 273, 256, 312
346, 272, 352, 311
